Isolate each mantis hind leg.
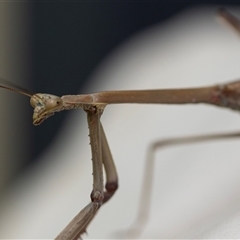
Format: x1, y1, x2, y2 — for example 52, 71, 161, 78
123, 131, 240, 238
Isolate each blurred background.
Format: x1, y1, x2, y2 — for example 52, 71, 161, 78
2, 1, 240, 239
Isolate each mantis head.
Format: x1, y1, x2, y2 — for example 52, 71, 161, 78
0, 79, 63, 125
30, 94, 63, 125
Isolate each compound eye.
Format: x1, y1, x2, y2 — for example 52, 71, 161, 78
30, 95, 42, 108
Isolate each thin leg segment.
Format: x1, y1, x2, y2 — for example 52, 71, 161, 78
124, 131, 240, 238
55, 202, 100, 240
218, 8, 240, 34
100, 122, 118, 204
87, 107, 104, 203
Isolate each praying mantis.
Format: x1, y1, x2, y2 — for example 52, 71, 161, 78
1, 8, 240, 239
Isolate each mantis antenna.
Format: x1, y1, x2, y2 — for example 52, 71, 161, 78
0, 77, 33, 98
